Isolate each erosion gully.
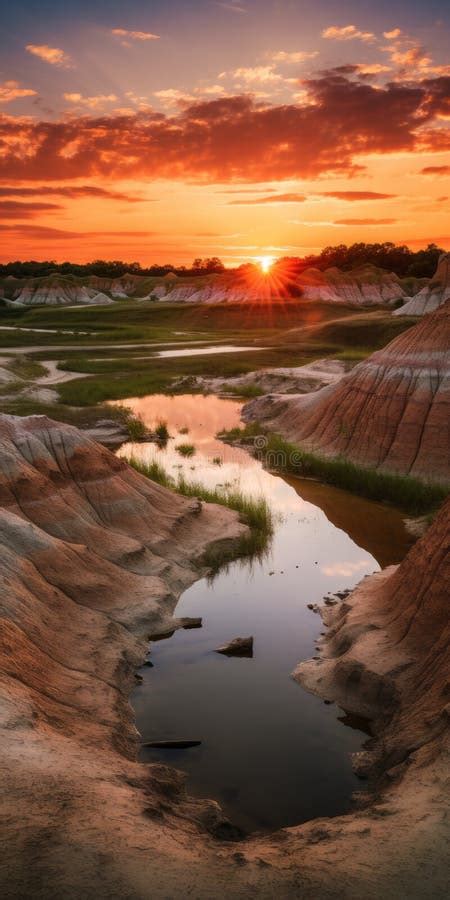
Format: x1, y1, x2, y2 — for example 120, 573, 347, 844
115, 393, 411, 835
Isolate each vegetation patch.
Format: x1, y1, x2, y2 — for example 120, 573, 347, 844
128, 456, 273, 571
175, 443, 196, 457
220, 426, 448, 516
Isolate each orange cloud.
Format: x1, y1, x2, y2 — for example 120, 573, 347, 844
64, 93, 118, 109
0, 200, 62, 218
269, 50, 319, 64
322, 25, 375, 43
0, 74, 448, 184
26, 44, 72, 67
0, 80, 37, 103
111, 28, 160, 46
319, 191, 396, 200
334, 218, 397, 225
0, 185, 146, 202
420, 165, 450, 175
228, 192, 306, 204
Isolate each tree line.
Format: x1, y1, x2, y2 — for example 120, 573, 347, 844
0, 244, 444, 280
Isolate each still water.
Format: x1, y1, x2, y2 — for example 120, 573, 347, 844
116, 393, 411, 834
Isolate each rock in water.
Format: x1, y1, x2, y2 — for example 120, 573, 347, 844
243, 300, 450, 482
394, 252, 450, 316
216, 636, 254, 657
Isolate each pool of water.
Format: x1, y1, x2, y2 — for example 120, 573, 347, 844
115, 393, 412, 834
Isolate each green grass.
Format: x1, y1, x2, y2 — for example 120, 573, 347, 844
220, 426, 448, 516
175, 443, 196, 457
155, 420, 170, 441
128, 456, 273, 571
6, 356, 47, 380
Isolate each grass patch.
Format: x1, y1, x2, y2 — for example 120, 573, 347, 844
178, 425, 189, 434
220, 426, 448, 516
155, 420, 170, 441
128, 456, 273, 571
6, 356, 47, 380
175, 443, 196, 457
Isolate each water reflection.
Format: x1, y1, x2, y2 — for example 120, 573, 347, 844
114, 393, 410, 832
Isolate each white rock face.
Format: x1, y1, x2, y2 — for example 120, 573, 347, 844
13, 280, 113, 307
394, 253, 450, 316
297, 265, 406, 306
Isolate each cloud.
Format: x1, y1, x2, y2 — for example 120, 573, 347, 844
228, 192, 306, 204
384, 29, 402, 39
231, 66, 283, 85
269, 50, 319, 64
322, 25, 375, 43
111, 29, 160, 45
26, 44, 72, 68
0, 224, 157, 239
0, 200, 62, 218
64, 93, 118, 109
153, 88, 194, 106
322, 560, 370, 577
215, 2, 247, 12
0, 80, 37, 104
0, 185, 145, 202
420, 165, 450, 175
334, 218, 397, 225
319, 191, 396, 200
0, 73, 448, 184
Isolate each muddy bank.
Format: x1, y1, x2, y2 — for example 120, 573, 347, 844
0, 415, 448, 898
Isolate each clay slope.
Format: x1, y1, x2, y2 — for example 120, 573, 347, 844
244, 300, 450, 481
10, 275, 113, 306
395, 252, 450, 316
297, 264, 406, 306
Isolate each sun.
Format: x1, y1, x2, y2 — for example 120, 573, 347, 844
257, 255, 275, 274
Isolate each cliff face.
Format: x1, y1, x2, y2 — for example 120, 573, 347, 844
395, 252, 450, 316
244, 300, 450, 481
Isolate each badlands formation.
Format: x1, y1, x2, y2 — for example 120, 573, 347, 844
0, 414, 448, 898
394, 252, 450, 317
1, 263, 415, 308
244, 300, 450, 482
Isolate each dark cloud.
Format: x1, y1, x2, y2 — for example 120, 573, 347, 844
0, 74, 448, 183
228, 192, 306, 204
0, 185, 145, 201
0, 224, 158, 239
420, 165, 450, 175
0, 200, 62, 218
319, 191, 396, 201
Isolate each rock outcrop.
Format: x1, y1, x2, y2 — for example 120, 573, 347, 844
394, 253, 450, 316
296, 264, 406, 306
244, 301, 450, 482
9, 276, 113, 306
1, 264, 422, 308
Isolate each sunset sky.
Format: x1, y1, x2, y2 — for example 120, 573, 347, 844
1, 0, 449, 265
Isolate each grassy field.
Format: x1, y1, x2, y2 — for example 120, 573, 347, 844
220, 426, 448, 516
129, 456, 273, 571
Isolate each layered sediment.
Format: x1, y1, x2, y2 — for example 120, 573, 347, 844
395, 252, 450, 316
1, 415, 448, 898
244, 300, 450, 481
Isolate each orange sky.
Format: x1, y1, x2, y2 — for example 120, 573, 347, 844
1, 2, 449, 264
